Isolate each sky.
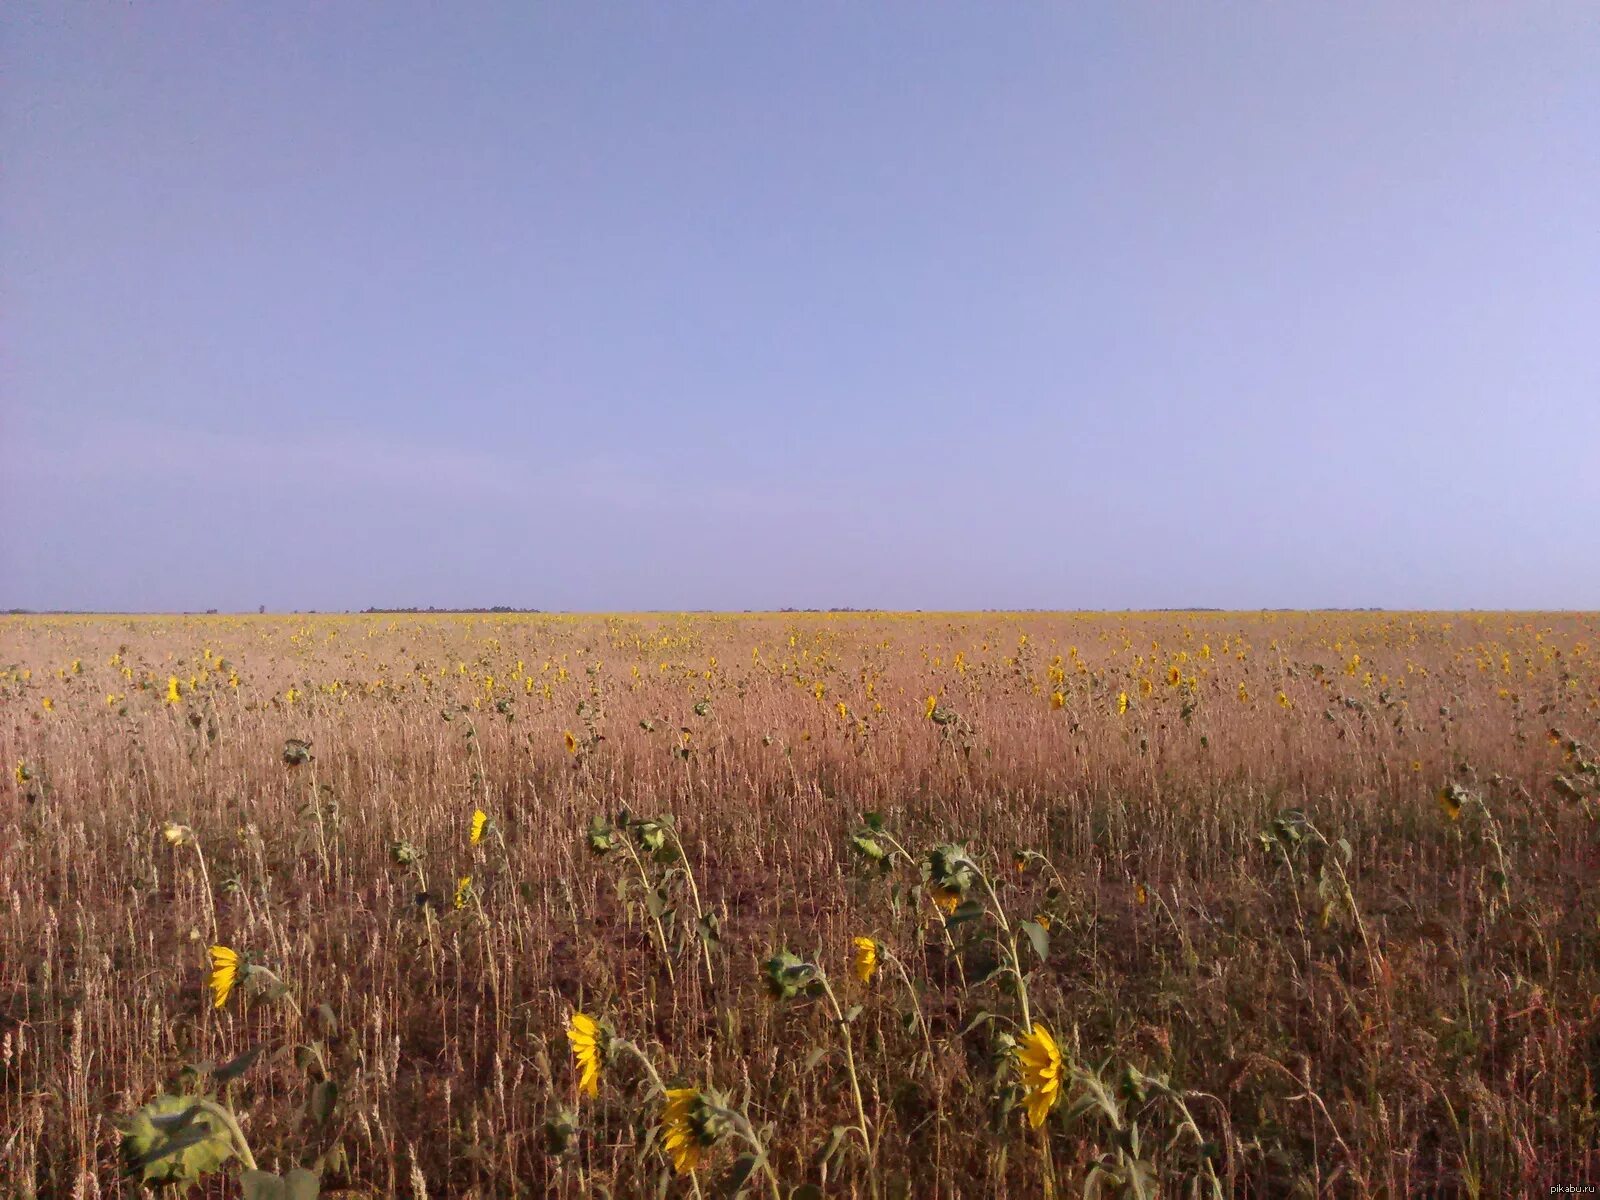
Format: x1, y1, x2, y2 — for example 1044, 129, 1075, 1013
4, 4, 1598, 612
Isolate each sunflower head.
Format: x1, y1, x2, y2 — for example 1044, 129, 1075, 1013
453, 876, 474, 910
470, 808, 489, 846
1438, 783, 1466, 822
208, 945, 244, 1010
162, 822, 194, 848
762, 950, 820, 1001
586, 815, 618, 856
851, 936, 880, 985
565, 1011, 610, 1098
660, 1087, 727, 1175
1015, 1022, 1064, 1129
920, 844, 977, 914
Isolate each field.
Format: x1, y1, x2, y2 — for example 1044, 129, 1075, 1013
3, 610, 1598, 1197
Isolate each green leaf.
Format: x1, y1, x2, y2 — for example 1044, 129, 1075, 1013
696, 911, 722, 948
723, 1153, 759, 1194
213, 1044, 263, 1085
814, 1125, 850, 1167
957, 1009, 995, 1036
848, 832, 886, 862
944, 899, 985, 928
117, 1094, 236, 1186
1019, 919, 1050, 964
308, 1079, 338, 1129
241, 1168, 322, 1200
314, 1003, 338, 1037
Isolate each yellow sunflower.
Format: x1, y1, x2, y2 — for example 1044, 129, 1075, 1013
470, 808, 488, 846
851, 936, 879, 984
566, 1011, 606, 1098
661, 1087, 712, 1175
1016, 1022, 1064, 1129
208, 945, 240, 1010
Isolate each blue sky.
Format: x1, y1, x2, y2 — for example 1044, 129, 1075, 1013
5, 4, 1597, 611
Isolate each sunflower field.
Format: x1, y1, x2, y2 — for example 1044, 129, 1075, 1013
3, 610, 1598, 1196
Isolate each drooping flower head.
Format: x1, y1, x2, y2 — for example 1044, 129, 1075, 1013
1438, 783, 1465, 822
920, 843, 978, 915
851, 936, 879, 985
454, 876, 474, 910
208, 945, 241, 1010
1015, 1022, 1064, 1129
660, 1087, 725, 1175
565, 1011, 609, 1098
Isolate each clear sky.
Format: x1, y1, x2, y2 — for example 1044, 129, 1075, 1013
4, 4, 1597, 612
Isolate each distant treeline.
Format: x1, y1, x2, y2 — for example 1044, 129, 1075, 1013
360, 606, 537, 614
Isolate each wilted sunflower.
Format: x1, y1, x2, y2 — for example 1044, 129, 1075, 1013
564, 730, 579, 754
1015, 1022, 1064, 1129
470, 808, 488, 846
920, 844, 976, 914
565, 1011, 608, 1098
1438, 784, 1464, 822
208, 945, 241, 1010
851, 936, 879, 984
661, 1087, 721, 1175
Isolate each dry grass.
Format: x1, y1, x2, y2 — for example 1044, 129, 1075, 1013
3, 610, 1598, 1197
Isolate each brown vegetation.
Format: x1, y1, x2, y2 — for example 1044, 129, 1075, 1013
3, 611, 1597, 1196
